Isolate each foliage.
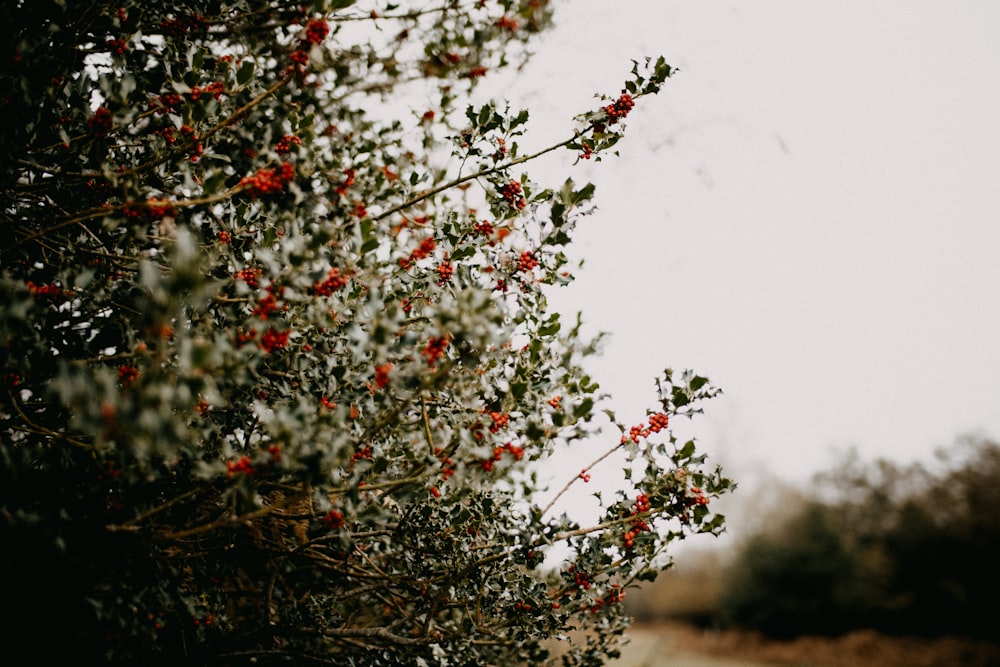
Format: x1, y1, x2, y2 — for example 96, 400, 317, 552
718, 437, 1000, 642
0, 1, 731, 665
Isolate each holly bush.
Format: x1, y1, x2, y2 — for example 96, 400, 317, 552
0, 1, 732, 665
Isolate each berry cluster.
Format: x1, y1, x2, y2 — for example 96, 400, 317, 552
87, 107, 113, 137
688, 486, 709, 506
586, 585, 625, 614
517, 251, 539, 273
235, 268, 262, 289
621, 412, 669, 444
623, 493, 651, 548
275, 134, 302, 154
496, 16, 519, 31
398, 236, 436, 269
488, 411, 510, 433
422, 336, 449, 365
189, 82, 225, 102
436, 260, 454, 285
260, 327, 290, 353
304, 18, 330, 44
480, 442, 524, 472
568, 566, 592, 590
603, 92, 635, 125
240, 163, 295, 198
235, 328, 258, 348
118, 365, 140, 386
226, 456, 254, 477
334, 168, 355, 196
107, 38, 128, 55
26, 281, 62, 300
152, 93, 183, 115
311, 267, 350, 296
252, 285, 284, 319
322, 509, 345, 530
160, 14, 209, 37
373, 363, 393, 389
499, 180, 526, 210
123, 199, 177, 221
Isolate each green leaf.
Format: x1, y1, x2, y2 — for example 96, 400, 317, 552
237, 60, 255, 86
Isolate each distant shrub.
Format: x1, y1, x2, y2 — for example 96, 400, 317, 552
718, 437, 1000, 642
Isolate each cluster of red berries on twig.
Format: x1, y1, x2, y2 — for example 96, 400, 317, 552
152, 93, 182, 115
488, 411, 510, 433
234, 328, 257, 348
499, 180, 526, 210
473, 220, 511, 246
373, 363, 393, 389
422, 335, 449, 365
87, 107, 113, 137
517, 251, 539, 273
260, 327, 290, 353
226, 455, 254, 477
27, 282, 63, 300
189, 82, 225, 102
568, 565, 592, 590
118, 365, 140, 386
436, 260, 454, 285
252, 285, 284, 319
688, 486, 709, 506
160, 14, 208, 37
322, 509, 344, 530
123, 200, 177, 221
275, 134, 302, 154
603, 92, 635, 126
398, 236, 437, 269
496, 16, 519, 31
303, 18, 330, 44
107, 38, 128, 55
479, 442, 525, 472
240, 163, 295, 198
235, 267, 262, 289
311, 267, 350, 296
586, 584, 625, 614
334, 168, 355, 196
623, 493, 651, 548
622, 412, 669, 444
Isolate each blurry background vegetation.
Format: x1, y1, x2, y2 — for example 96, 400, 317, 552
625, 435, 1000, 643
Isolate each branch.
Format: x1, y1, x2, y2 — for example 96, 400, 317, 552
323, 626, 441, 646
5, 390, 93, 451
538, 439, 625, 517
373, 130, 585, 222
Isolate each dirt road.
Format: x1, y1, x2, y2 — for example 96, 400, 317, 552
611, 624, 779, 667
610, 621, 1000, 667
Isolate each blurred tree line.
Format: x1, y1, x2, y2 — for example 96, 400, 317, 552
630, 436, 1000, 643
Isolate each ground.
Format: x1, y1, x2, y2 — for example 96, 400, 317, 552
611, 621, 1000, 667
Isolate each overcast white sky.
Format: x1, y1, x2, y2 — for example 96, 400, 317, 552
491, 1, 1000, 497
